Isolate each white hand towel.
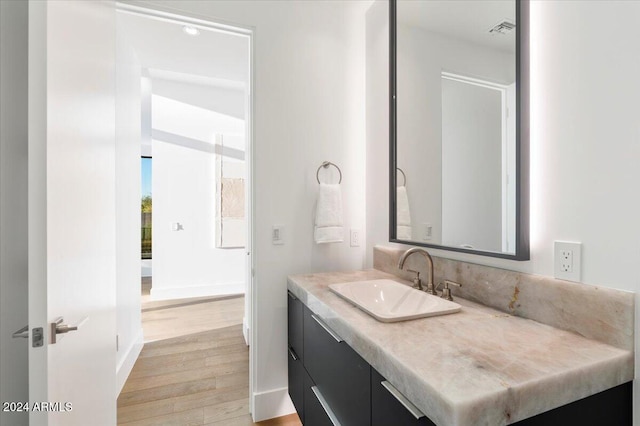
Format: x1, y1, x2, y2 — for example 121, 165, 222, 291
396, 186, 412, 239
397, 225, 412, 240
314, 183, 344, 243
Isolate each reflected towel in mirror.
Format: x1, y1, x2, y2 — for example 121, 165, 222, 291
397, 186, 412, 239
315, 183, 344, 243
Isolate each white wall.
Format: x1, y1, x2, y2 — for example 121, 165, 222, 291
151, 90, 247, 300
134, 0, 368, 420
0, 2, 29, 425
368, 1, 640, 420
152, 77, 245, 120
366, 0, 390, 270
396, 24, 514, 245
115, 25, 144, 394
141, 73, 152, 157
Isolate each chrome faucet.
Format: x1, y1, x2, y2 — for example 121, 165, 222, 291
397, 247, 436, 295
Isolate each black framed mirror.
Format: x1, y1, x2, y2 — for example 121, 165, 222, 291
390, 0, 530, 260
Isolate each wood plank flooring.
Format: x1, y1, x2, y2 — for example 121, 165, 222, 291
142, 297, 246, 343
118, 283, 300, 425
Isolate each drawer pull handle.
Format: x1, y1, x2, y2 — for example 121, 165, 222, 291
311, 386, 342, 426
288, 346, 299, 361
381, 380, 425, 420
311, 314, 342, 343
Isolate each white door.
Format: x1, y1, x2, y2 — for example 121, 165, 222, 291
28, 1, 117, 425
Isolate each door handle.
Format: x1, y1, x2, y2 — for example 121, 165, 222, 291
12, 325, 29, 339
51, 317, 88, 344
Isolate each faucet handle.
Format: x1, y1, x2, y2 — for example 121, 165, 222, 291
438, 280, 462, 301
406, 269, 422, 290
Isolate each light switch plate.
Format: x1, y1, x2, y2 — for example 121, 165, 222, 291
272, 225, 284, 245
422, 223, 432, 241
554, 241, 581, 282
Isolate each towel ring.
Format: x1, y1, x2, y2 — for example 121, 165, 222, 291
396, 167, 406, 187
316, 161, 342, 184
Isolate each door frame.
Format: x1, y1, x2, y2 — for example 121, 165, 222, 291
115, 2, 257, 416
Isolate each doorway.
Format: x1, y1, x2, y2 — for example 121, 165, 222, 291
115, 3, 256, 423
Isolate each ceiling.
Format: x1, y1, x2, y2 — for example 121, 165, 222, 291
398, 0, 516, 54
117, 11, 250, 85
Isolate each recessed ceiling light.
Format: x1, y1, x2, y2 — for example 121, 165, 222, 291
182, 26, 200, 36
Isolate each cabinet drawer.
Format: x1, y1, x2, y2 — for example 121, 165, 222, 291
304, 370, 336, 426
288, 291, 304, 359
372, 369, 434, 426
288, 345, 304, 422
303, 307, 370, 426
513, 381, 631, 425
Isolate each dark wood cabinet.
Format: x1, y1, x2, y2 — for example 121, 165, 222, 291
287, 292, 305, 419
287, 345, 305, 421
371, 368, 435, 426
288, 291, 304, 359
303, 307, 371, 426
287, 291, 417, 426
512, 381, 631, 426
303, 369, 334, 426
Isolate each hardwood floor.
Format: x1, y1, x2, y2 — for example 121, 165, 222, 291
118, 281, 301, 425
142, 297, 246, 343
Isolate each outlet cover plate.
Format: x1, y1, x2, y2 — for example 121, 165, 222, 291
422, 223, 433, 241
272, 225, 284, 245
554, 241, 581, 282
350, 229, 360, 247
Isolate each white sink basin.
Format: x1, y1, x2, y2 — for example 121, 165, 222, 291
329, 279, 461, 322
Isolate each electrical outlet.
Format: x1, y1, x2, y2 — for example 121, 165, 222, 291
554, 241, 581, 282
350, 229, 360, 247
560, 250, 573, 272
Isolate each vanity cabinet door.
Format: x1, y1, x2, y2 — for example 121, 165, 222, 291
303, 370, 334, 426
371, 369, 435, 426
288, 346, 304, 421
513, 381, 631, 426
288, 291, 304, 359
303, 306, 371, 426
287, 292, 304, 419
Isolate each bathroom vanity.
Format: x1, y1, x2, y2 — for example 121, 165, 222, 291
287, 250, 633, 426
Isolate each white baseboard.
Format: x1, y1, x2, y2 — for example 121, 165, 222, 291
116, 329, 144, 396
252, 387, 295, 422
149, 282, 244, 301
242, 316, 250, 346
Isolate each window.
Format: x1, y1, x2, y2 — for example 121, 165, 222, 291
141, 157, 152, 259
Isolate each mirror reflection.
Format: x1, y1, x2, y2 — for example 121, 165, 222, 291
395, 0, 517, 254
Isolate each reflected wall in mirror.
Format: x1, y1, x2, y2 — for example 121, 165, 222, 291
390, 0, 529, 260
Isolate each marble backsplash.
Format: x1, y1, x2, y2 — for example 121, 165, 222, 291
373, 245, 634, 351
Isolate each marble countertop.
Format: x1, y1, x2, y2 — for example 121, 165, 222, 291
287, 269, 634, 426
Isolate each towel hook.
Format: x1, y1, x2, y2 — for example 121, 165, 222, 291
397, 167, 406, 187
316, 161, 342, 184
